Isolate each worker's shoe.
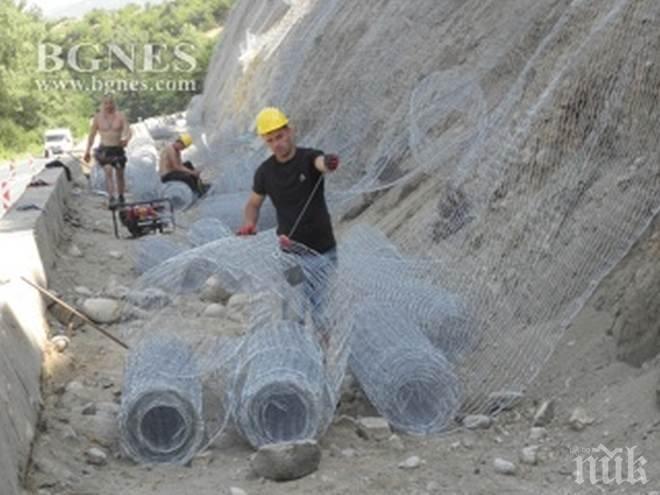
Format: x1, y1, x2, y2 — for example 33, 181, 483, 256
118, 194, 126, 205
108, 196, 118, 209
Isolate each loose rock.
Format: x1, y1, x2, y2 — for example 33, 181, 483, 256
520, 446, 539, 465
82, 298, 121, 324
120, 305, 149, 322
398, 455, 424, 470
108, 251, 123, 260
356, 416, 392, 440
68, 245, 83, 257
530, 427, 548, 440
226, 293, 250, 323
51, 335, 70, 353
427, 481, 441, 492
250, 440, 321, 481
74, 286, 93, 297
126, 288, 171, 310
486, 390, 524, 412
228, 488, 247, 495
85, 447, 108, 466
533, 400, 554, 427
388, 434, 405, 450
568, 407, 594, 431
81, 403, 97, 416
201, 275, 233, 304
493, 458, 517, 475
203, 303, 226, 318
341, 448, 356, 458
463, 414, 492, 430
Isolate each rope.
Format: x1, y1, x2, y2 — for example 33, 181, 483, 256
287, 173, 325, 239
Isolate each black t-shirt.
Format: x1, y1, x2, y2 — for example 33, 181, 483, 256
253, 147, 336, 253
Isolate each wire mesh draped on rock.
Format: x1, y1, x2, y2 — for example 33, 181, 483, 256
120, 337, 205, 464
199, 191, 278, 232
187, 218, 234, 246
135, 232, 296, 297
133, 237, 186, 275
137, 253, 220, 295
193, 0, 660, 421
132, 234, 354, 447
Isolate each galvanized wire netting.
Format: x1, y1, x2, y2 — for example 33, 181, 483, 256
126, 234, 354, 452
120, 315, 240, 464
187, 218, 234, 246
194, 0, 659, 417
349, 301, 462, 434
133, 237, 185, 275
233, 321, 332, 447
120, 0, 660, 461
161, 180, 195, 211
198, 191, 278, 232
120, 336, 205, 464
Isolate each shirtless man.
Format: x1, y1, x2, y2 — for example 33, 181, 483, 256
84, 93, 132, 208
159, 133, 209, 196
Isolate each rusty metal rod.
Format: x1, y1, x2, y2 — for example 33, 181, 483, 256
21, 276, 129, 350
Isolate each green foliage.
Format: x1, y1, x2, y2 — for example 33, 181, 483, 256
0, 0, 233, 158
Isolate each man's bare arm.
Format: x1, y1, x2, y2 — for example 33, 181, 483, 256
84, 116, 98, 162
314, 155, 329, 174
244, 192, 265, 227
120, 114, 132, 147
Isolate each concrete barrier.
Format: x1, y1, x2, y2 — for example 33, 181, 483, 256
0, 158, 77, 495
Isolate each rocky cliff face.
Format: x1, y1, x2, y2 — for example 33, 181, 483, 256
192, 0, 660, 402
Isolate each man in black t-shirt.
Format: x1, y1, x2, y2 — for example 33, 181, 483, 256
237, 107, 340, 336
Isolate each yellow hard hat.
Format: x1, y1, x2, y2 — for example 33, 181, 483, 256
256, 107, 289, 135
177, 132, 193, 148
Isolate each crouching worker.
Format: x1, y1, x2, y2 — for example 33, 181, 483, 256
159, 133, 210, 196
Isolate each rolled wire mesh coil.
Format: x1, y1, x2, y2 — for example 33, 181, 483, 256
349, 302, 462, 434
133, 237, 185, 275
120, 337, 204, 464
199, 192, 278, 231
161, 180, 195, 211
233, 321, 334, 448
187, 218, 234, 246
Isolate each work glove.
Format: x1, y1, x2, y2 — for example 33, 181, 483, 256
236, 224, 257, 236
325, 153, 340, 171
278, 234, 293, 250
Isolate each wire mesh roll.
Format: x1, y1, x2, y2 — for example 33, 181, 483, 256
340, 225, 476, 362
187, 218, 234, 246
199, 192, 277, 231
133, 237, 185, 274
120, 337, 204, 464
349, 302, 462, 434
137, 254, 220, 294
233, 321, 334, 448
127, 156, 161, 201
161, 180, 195, 210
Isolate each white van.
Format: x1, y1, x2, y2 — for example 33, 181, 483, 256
44, 128, 74, 158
